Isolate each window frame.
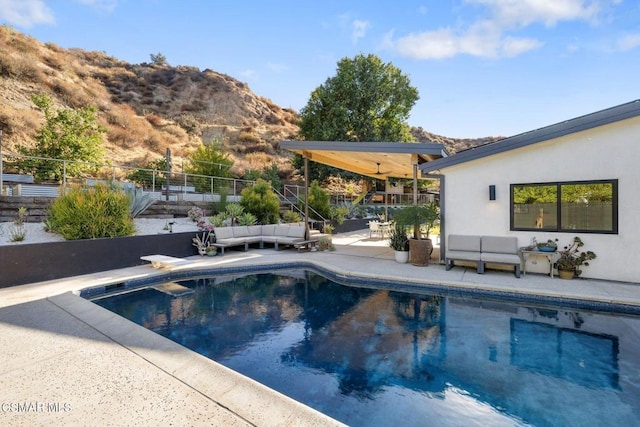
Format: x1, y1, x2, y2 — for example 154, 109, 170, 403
510, 179, 618, 234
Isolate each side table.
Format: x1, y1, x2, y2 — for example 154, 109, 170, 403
520, 250, 558, 278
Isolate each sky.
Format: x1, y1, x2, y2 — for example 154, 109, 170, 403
2, 0, 640, 139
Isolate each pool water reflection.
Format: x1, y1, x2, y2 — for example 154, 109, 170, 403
93, 270, 640, 427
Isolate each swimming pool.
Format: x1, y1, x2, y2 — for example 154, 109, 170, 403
90, 268, 640, 427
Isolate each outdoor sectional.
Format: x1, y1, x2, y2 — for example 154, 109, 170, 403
213, 224, 309, 252
445, 234, 521, 277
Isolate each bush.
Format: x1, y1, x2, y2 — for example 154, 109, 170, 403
299, 181, 330, 220
281, 210, 302, 223
240, 179, 280, 224
48, 184, 135, 240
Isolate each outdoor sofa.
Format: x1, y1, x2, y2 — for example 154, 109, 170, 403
445, 234, 521, 278
213, 224, 310, 252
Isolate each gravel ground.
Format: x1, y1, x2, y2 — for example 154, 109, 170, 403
0, 217, 200, 246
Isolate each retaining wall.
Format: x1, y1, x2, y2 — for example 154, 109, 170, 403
0, 232, 195, 288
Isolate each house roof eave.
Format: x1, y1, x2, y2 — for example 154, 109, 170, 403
420, 99, 640, 174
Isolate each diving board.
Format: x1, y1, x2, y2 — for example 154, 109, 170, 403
140, 255, 189, 269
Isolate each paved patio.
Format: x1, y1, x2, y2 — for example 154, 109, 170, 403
1, 230, 638, 426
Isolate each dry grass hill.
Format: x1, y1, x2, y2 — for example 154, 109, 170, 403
0, 25, 499, 182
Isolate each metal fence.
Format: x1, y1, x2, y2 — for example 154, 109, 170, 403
0, 153, 255, 201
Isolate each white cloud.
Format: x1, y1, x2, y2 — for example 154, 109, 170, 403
352, 19, 370, 43
469, 0, 603, 27
239, 69, 258, 80
73, 0, 118, 13
0, 0, 55, 28
394, 21, 541, 59
267, 63, 288, 72
501, 36, 543, 57
0, 0, 119, 28
389, 0, 617, 60
615, 33, 640, 52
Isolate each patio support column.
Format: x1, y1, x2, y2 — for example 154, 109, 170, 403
0, 130, 3, 195
304, 155, 310, 239
384, 178, 388, 221
412, 155, 418, 205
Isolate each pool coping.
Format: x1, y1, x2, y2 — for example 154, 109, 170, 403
46, 291, 345, 427
81, 259, 640, 316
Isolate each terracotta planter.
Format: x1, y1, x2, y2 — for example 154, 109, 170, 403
558, 269, 575, 280
409, 239, 433, 266
394, 250, 409, 264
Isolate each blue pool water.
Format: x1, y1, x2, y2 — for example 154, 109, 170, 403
92, 270, 640, 427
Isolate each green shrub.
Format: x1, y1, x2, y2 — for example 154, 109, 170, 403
329, 206, 350, 225
9, 207, 28, 242
299, 181, 330, 220
238, 212, 258, 226
281, 210, 302, 223
225, 203, 245, 225
240, 179, 280, 224
210, 212, 227, 227
48, 184, 135, 240
212, 185, 228, 214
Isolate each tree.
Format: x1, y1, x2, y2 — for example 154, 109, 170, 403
150, 52, 167, 65
244, 163, 283, 191
184, 140, 234, 192
240, 179, 280, 224
126, 157, 168, 188
17, 94, 106, 182
184, 140, 234, 178
296, 53, 419, 181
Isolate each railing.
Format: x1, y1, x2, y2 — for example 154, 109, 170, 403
0, 153, 255, 200
284, 184, 435, 206
278, 185, 326, 225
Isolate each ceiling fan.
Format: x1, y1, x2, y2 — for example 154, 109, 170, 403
373, 162, 392, 176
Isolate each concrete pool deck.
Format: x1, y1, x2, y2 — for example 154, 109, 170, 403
1, 229, 639, 426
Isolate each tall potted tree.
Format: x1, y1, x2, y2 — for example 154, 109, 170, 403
393, 202, 440, 266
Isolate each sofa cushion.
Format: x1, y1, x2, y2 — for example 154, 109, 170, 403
243, 236, 263, 244
261, 224, 278, 236
216, 237, 247, 246
446, 250, 481, 261
275, 225, 290, 236
481, 236, 518, 254
215, 227, 234, 240
448, 234, 481, 252
277, 236, 305, 244
481, 252, 521, 264
248, 225, 262, 236
287, 226, 306, 238
233, 226, 249, 237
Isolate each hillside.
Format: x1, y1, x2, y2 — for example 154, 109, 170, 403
0, 26, 498, 181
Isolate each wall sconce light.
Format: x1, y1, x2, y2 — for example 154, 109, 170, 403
489, 185, 496, 201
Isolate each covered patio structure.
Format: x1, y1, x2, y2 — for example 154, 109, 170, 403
280, 140, 448, 246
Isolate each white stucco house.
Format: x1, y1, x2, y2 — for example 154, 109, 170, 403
420, 100, 640, 283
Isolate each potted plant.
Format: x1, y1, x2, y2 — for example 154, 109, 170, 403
536, 239, 557, 252
388, 223, 409, 263
556, 236, 596, 279
393, 202, 440, 266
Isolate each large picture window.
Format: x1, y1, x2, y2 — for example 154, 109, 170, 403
511, 180, 618, 234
